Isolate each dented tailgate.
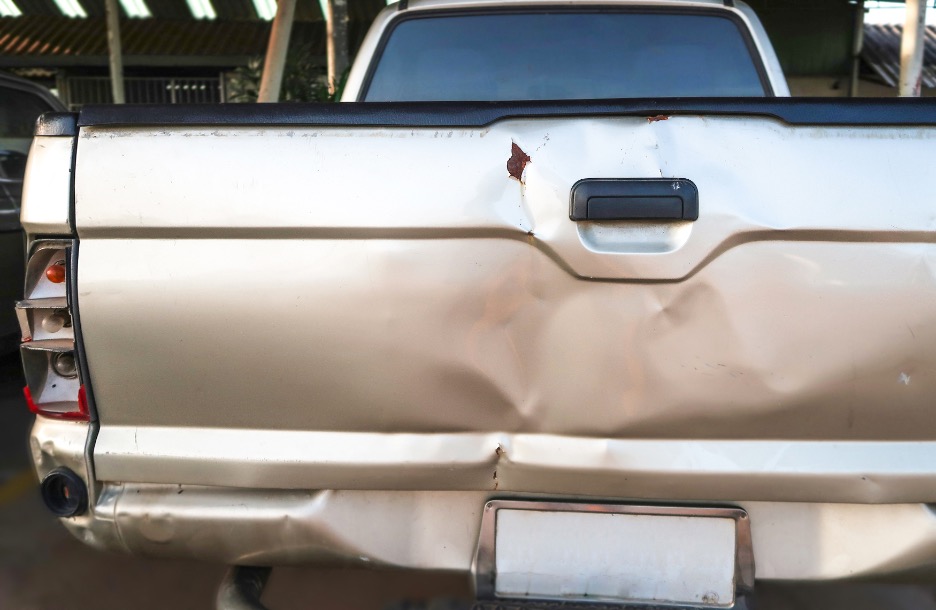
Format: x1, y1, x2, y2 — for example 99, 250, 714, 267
71, 104, 936, 497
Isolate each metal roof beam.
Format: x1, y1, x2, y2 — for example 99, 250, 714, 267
52, 0, 86, 17
118, 0, 150, 17
0, 0, 23, 17
250, 0, 274, 20
185, 0, 215, 19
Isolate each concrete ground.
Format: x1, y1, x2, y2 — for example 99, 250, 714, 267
2, 352, 936, 610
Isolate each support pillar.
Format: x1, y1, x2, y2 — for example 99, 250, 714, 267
849, 0, 865, 97
899, 0, 927, 97
103, 0, 125, 104
258, 0, 297, 103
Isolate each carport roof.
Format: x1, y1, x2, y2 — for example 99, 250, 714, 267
0, 16, 277, 63
7, 0, 385, 22
0, 16, 382, 67
862, 23, 936, 88
0, 0, 384, 67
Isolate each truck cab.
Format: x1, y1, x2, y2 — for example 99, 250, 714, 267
342, 0, 790, 102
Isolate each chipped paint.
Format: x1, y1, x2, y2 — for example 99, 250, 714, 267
647, 115, 670, 123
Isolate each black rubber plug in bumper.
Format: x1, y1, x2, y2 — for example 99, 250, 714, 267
40, 467, 88, 517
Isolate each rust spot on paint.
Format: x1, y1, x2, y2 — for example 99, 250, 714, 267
647, 115, 670, 123
507, 142, 531, 182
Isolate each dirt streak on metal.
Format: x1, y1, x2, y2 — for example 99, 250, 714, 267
493, 444, 506, 490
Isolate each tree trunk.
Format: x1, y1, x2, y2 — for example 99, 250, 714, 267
326, 0, 350, 96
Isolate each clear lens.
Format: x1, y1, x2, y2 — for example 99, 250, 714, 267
52, 352, 78, 379
41, 313, 65, 334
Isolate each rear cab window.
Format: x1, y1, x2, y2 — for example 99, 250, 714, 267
362, 10, 771, 101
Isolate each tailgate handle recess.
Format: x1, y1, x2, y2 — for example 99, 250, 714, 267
570, 178, 699, 221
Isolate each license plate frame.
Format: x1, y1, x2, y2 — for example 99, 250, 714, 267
472, 500, 754, 610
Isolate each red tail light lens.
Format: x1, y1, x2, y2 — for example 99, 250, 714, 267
78, 385, 89, 417
23, 385, 89, 421
23, 386, 37, 414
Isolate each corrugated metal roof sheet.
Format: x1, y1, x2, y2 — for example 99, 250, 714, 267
0, 16, 275, 58
0, 0, 384, 67
862, 24, 936, 88
8, 0, 384, 23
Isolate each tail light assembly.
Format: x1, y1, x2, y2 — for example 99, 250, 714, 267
17, 241, 89, 421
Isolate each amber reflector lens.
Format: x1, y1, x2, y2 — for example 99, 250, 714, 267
45, 264, 66, 284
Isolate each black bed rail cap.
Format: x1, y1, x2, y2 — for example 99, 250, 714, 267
35, 112, 79, 137
76, 98, 936, 129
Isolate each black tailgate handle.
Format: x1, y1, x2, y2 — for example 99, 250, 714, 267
570, 179, 699, 221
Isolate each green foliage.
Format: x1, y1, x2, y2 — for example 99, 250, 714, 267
225, 58, 263, 103
225, 42, 340, 103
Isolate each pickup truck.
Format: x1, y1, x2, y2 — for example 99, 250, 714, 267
16, 0, 936, 608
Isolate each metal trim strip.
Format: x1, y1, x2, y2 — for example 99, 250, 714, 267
76, 98, 936, 128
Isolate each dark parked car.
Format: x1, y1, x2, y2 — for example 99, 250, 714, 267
0, 72, 65, 353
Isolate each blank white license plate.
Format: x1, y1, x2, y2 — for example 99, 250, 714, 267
492, 507, 741, 607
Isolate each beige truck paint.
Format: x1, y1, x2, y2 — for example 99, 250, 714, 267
20, 135, 73, 235
31, 416, 936, 581
62, 115, 936, 579
77, 118, 935, 444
